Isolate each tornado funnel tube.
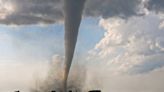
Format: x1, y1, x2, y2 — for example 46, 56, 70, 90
64, 0, 86, 91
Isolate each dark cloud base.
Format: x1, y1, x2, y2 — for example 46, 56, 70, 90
0, 0, 164, 25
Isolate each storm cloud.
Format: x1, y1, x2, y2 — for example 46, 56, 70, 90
146, 0, 164, 13
84, 0, 142, 18
1, 0, 164, 25
0, 0, 63, 25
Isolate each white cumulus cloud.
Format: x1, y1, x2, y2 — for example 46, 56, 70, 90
88, 13, 164, 74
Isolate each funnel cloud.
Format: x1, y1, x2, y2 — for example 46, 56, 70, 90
63, 0, 86, 91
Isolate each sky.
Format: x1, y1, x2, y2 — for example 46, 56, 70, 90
0, 0, 164, 92
0, 17, 105, 92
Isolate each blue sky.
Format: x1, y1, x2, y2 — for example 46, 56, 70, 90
0, 18, 104, 62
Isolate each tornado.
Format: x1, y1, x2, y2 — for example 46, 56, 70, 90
63, 0, 86, 92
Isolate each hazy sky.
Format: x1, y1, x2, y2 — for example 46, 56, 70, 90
0, 0, 164, 92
